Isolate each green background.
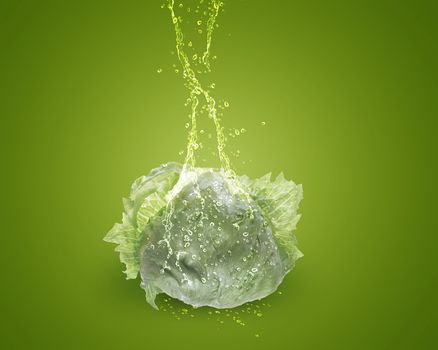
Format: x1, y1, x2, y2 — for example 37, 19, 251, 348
3, 0, 437, 349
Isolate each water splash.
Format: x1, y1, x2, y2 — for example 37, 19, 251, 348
167, 0, 232, 174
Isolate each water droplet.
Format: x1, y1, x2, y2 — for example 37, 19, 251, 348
172, 17, 178, 24
185, 122, 190, 128
157, 68, 163, 73
197, 20, 202, 25
261, 121, 266, 126
197, 29, 203, 34
224, 101, 229, 107
192, 54, 198, 60
188, 41, 193, 47
241, 128, 246, 134
201, 277, 207, 283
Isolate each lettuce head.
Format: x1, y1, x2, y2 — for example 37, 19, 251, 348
104, 163, 303, 309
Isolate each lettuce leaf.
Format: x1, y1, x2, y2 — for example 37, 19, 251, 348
104, 163, 181, 279
241, 172, 303, 263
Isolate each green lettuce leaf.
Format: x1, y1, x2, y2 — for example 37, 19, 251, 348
104, 163, 181, 279
241, 172, 303, 262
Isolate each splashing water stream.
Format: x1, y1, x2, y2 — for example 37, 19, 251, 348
167, 0, 232, 174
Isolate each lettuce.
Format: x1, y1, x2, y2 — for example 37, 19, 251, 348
105, 163, 303, 309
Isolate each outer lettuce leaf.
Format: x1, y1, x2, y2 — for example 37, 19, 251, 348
241, 172, 303, 262
104, 213, 141, 279
140, 281, 159, 310
104, 163, 181, 280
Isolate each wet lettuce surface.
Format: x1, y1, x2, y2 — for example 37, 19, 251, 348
105, 163, 303, 309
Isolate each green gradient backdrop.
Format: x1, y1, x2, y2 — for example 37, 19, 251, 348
2, 0, 437, 349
